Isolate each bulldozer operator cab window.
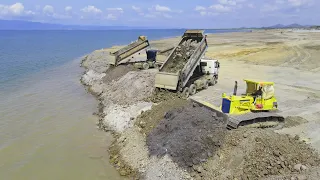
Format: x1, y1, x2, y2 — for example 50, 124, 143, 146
252, 86, 263, 97
252, 86, 263, 103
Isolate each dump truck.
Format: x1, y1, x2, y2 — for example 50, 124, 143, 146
155, 30, 219, 97
109, 36, 172, 69
132, 49, 168, 70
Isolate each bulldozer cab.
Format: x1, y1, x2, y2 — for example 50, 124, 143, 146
244, 79, 275, 100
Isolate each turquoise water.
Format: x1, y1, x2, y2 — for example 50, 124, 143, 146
0, 29, 245, 180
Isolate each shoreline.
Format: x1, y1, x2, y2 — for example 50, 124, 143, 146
80, 30, 320, 180
79, 38, 190, 179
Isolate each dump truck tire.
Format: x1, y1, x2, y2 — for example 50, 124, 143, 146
209, 77, 216, 86
182, 87, 190, 98
143, 63, 150, 70
204, 80, 209, 89
153, 62, 159, 69
189, 84, 197, 95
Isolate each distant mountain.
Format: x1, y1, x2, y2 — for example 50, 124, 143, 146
262, 23, 311, 29
0, 20, 156, 30
267, 24, 286, 29
286, 23, 306, 28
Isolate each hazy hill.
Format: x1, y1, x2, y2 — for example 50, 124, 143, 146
0, 20, 152, 30
263, 23, 311, 29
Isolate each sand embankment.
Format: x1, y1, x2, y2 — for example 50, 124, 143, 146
81, 30, 320, 180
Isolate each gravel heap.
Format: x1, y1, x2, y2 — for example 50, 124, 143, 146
161, 39, 199, 73
102, 70, 157, 106
200, 128, 320, 180
241, 131, 320, 179
102, 64, 136, 84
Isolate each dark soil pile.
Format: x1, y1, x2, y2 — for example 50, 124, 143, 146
102, 64, 136, 83
136, 98, 188, 135
146, 103, 227, 169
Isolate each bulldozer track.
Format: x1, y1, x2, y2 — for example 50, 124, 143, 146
227, 111, 285, 129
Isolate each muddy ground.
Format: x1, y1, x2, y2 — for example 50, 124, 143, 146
81, 29, 320, 180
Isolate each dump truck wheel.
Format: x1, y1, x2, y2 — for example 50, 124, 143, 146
153, 63, 159, 69
204, 80, 209, 89
143, 63, 149, 70
182, 87, 190, 98
189, 84, 197, 95
209, 78, 216, 86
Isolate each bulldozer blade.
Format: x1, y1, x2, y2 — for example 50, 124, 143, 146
189, 98, 229, 125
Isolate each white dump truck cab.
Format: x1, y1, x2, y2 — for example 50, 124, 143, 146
185, 58, 220, 96
200, 58, 220, 77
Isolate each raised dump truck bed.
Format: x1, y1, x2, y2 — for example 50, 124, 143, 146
109, 36, 150, 66
155, 30, 209, 93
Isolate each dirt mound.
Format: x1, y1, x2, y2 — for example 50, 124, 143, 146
81, 49, 111, 73
161, 39, 199, 73
103, 64, 136, 84
102, 70, 157, 106
146, 103, 227, 169
136, 98, 188, 135
241, 132, 319, 179
200, 128, 320, 180
144, 89, 185, 103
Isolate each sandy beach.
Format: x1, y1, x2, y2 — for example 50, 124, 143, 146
81, 29, 320, 180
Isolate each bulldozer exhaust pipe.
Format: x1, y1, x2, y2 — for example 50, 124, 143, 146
233, 81, 238, 95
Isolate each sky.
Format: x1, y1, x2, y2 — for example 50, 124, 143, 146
0, 0, 318, 28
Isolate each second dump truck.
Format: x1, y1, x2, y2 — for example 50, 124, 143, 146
155, 30, 220, 97
109, 36, 171, 69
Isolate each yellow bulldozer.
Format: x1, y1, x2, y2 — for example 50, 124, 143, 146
191, 79, 284, 129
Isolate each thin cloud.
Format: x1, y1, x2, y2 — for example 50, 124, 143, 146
195, 6, 206, 11
43, 5, 54, 14
107, 7, 124, 13
209, 4, 231, 12
81, 5, 102, 14
132, 6, 141, 12
65, 6, 72, 12
0, 3, 29, 16
106, 14, 117, 20
155, 4, 171, 12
